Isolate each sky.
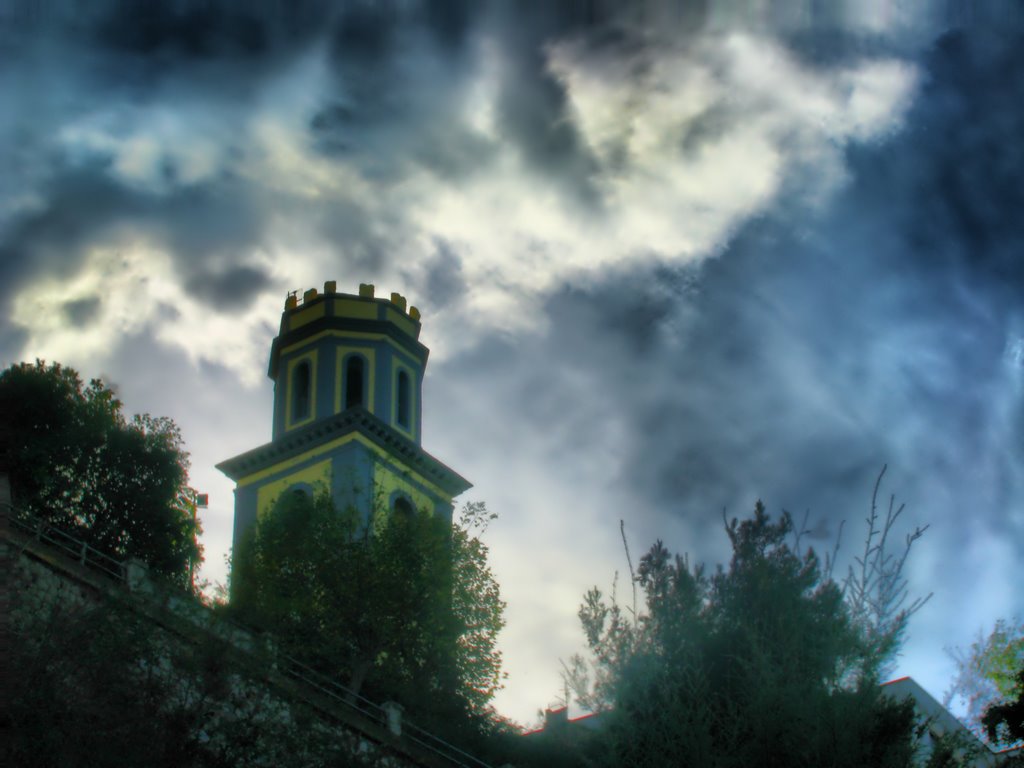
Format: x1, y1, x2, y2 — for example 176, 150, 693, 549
2, 0, 1022, 728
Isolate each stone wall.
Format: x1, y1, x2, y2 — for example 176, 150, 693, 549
4, 485, 488, 768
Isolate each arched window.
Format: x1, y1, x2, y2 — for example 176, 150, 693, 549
393, 496, 415, 519
345, 356, 365, 409
292, 360, 311, 421
396, 369, 410, 428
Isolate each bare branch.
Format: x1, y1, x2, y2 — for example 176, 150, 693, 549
620, 519, 638, 620
843, 465, 932, 676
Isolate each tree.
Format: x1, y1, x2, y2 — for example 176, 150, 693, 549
569, 502, 924, 768
945, 618, 1024, 747
836, 465, 932, 680
450, 500, 507, 717
231, 488, 505, 731
981, 667, 1024, 748
0, 360, 201, 587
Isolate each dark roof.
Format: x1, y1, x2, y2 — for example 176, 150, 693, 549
216, 407, 472, 497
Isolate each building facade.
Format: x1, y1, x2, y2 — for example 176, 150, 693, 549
217, 282, 471, 559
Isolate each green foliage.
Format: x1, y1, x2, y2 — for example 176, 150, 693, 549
451, 501, 507, 716
0, 360, 201, 587
945, 618, 1024, 746
232, 489, 505, 732
981, 665, 1024, 747
570, 501, 924, 768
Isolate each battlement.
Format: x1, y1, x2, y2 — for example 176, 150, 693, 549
268, 282, 428, 384
284, 282, 421, 323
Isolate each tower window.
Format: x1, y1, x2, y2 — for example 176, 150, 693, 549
396, 370, 411, 428
292, 360, 311, 421
394, 496, 415, 519
345, 356, 365, 409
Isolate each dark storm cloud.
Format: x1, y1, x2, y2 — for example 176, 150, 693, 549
62, 296, 102, 326
491, 34, 601, 208
483, 5, 637, 210
311, 1, 671, 206
0, 7, 282, 324
5, 0, 328, 58
439, 12, 1024, 561
0, 325, 28, 363
679, 104, 735, 157
0, 0, 680, 324
185, 265, 272, 311
0, 1, 507, 346
421, 239, 468, 308
0, 165, 145, 302
96, 4, 272, 58
291, 3, 494, 187
0, 160, 271, 315
152, 185, 269, 272
879, 25, 1024, 292
309, 103, 358, 156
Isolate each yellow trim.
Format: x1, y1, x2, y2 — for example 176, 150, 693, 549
331, 297, 379, 320
383, 306, 417, 338
392, 363, 416, 440
285, 350, 318, 430
334, 346, 376, 414
256, 460, 331, 521
281, 330, 418, 360
235, 432, 452, 501
288, 302, 326, 330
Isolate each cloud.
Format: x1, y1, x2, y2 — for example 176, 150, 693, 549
2, 5, 921, 377
407, 28, 918, 354
421, 18, 1024, 721
185, 265, 273, 310
62, 296, 102, 326
3, 0, 1021, 726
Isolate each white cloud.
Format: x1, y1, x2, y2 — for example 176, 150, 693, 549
10, 242, 281, 387
11, 245, 170, 364
408, 32, 919, 346
19, 32, 920, 378
58, 104, 229, 193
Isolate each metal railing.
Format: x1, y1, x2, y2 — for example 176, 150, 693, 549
6, 502, 126, 581
5, 501, 494, 768
278, 654, 494, 768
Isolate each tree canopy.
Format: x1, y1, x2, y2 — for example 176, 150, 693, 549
566, 502, 923, 768
231, 489, 505, 732
0, 360, 201, 587
981, 666, 1024, 748
946, 618, 1024, 748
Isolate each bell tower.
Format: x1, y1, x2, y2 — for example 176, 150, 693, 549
217, 282, 471, 557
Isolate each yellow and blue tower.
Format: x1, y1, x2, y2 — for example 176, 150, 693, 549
217, 282, 471, 557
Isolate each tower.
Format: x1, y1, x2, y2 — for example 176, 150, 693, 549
217, 282, 471, 558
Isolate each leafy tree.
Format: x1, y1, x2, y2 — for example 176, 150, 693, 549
981, 667, 1024, 748
0, 360, 201, 587
450, 500, 507, 717
568, 502, 924, 768
231, 488, 505, 732
945, 618, 1024, 747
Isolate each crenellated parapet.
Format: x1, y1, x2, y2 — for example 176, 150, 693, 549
281, 282, 420, 333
